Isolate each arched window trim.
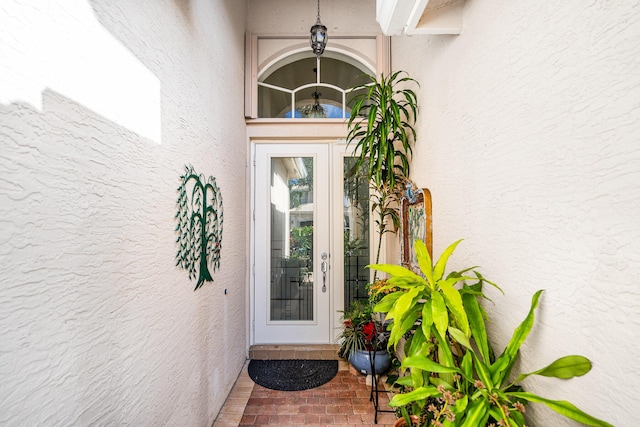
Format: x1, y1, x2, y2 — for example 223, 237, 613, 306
245, 33, 390, 120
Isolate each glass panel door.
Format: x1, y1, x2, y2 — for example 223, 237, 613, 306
254, 144, 330, 344
342, 157, 371, 308
270, 156, 314, 321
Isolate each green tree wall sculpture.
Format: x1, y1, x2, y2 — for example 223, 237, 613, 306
175, 165, 224, 291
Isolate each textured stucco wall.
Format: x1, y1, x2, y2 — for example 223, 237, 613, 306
393, 1, 640, 425
247, 0, 379, 35
0, 0, 247, 425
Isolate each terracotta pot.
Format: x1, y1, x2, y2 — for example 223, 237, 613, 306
393, 415, 420, 427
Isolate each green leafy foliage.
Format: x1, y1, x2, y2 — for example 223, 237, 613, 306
370, 240, 612, 427
346, 71, 418, 190
337, 301, 389, 358
346, 71, 419, 277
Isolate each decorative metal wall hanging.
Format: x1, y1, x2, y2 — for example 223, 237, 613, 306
175, 165, 224, 291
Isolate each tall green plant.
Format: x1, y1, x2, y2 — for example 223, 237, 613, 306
370, 239, 497, 421
347, 71, 418, 189
371, 240, 495, 350
370, 240, 612, 427
346, 71, 419, 271
396, 290, 612, 427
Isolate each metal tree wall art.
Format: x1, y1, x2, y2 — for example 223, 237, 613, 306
175, 165, 224, 291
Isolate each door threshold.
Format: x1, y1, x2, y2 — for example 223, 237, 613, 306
249, 344, 340, 360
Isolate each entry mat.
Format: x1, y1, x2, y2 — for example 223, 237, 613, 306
247, 359, 339, 391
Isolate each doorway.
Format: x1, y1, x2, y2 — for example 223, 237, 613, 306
252, 143, 371, 344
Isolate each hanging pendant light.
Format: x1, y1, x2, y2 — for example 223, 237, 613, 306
310, 0, 327, 59
308, 90, 326, 118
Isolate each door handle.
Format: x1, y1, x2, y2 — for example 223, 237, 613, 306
321, 252, 328, 293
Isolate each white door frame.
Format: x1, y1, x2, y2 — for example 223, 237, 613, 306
250, 137, 361, 345
253, 143, 331, 344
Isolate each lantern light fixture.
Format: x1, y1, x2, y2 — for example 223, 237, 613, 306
310, 0, 327, 59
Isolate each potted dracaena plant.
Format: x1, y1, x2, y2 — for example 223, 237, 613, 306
370, 239, 612, 427
346, 71, 419, 279
339, 71, 418, 376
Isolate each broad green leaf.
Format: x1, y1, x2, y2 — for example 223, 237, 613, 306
454, 394, 468, 413
402, 355, 461, 375
510, 409, 526, 426
460, 351, 473, 384
502, 290, 543, 361
394, 287, 419, 320
399, 310, 421, 342
373, 291, 402, 313
471, 351, 494, 390
431, 291, 448, 338
394, 376, 414, 387
462, 289, 490, 363
493, 290, 543, 383
428, 377, 453, 389
490, 354, 511, 386
433, 239, 463, 281
388, 320, 405, 347
460, 398, 489, 427
368, 263, 423, 281
439, 278, 470, 336
410, 364, 424, 388
508, 392, 614, 427
434, 329, 455, 368
389, 386, 439, 407
515, 355, 592, 383
406, 326, 428, 358
414, 239, 434, 287
387, 276, 421, 289
421, 299, 433, 338
448, 326, 471, 350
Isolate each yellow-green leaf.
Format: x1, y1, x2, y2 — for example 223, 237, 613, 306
508, 392, 613, 427
401, 355, 461, 375
433, 239, 463, 281
460, 399, 489, 427
414, 240, 434, 287
389, 386, 439, 407
448, 326, 471, 350
368, 263, 423, 281
463, 290, 490, 363
439, 277, 470, 336
431, 291, 448, 338
421, 299, 433, 338
516, 355, 593, 383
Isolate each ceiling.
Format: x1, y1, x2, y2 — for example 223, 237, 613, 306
376, 0, 464, 35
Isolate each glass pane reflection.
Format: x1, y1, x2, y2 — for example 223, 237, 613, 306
270, 157, 314, 321
343, 157, 370, 308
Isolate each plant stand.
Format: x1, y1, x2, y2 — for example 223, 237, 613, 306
367, 349, 395, 424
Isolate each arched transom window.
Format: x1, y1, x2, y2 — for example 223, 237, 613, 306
245, 35, 387, 119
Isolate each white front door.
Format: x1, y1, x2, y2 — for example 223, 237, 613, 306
254, 144, 331, 344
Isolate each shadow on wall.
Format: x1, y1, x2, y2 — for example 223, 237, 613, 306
0, 88, 180, 425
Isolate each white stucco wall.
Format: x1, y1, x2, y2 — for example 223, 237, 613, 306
247, 0, 379, 35
393, 1, 640, 426
0, 0, 247, 425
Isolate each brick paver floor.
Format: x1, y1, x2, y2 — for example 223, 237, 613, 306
239, 369, 397, 427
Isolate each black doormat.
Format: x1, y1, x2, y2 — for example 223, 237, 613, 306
248, 359, 338, 391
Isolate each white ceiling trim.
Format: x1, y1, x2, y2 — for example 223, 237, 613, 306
376, 0, 464, 36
